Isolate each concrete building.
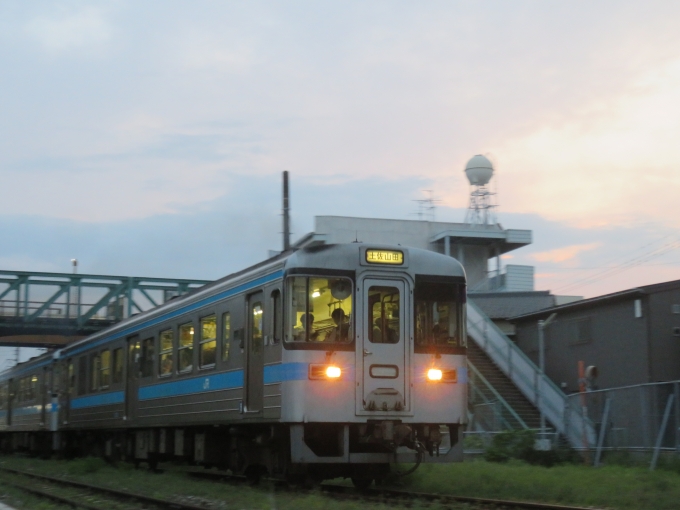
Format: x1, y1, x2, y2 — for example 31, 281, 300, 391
294, 215, 533, 291
511, 279, 680, 393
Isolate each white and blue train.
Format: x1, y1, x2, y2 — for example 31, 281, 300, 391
0, 243, 467, 486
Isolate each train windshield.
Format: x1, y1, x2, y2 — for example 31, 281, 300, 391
285, 276, 353, 344
414, 281, 466, 352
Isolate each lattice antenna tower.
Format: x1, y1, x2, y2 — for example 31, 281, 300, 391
413, 190, 440, 221
464, 155, 497, 225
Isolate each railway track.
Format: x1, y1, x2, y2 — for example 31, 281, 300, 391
183, 467, 604, 510
0, 467, 210, 510
0, 464, 606, 510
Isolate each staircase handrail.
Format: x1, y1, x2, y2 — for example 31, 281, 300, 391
466, 300, 596, 447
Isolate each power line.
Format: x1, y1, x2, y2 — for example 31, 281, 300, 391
554, 238, 680, 293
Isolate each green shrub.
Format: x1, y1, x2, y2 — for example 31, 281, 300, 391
65, 456, 107, 475
483, 430, 577, 467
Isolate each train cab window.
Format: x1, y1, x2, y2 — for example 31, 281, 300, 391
159, 330, 174, 377
91, 354, 101, 391
414, 281, 466, 351
77, 357, 87, 395
368, 286, 400, 344
100, 350, 111, 388
141, 338, 155, 378
222, 312, 231, 361
112, 349, 123, 384
285, 276, 353, 344
178, 323, 194, 373
199, 315, 217, 368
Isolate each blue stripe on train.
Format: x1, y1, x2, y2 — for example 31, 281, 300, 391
70, 391, 125, 410
63, 362, 341, 409
138, 363, 309, 401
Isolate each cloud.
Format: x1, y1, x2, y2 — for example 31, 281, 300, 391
532, 243, 601, 264
25, 7, 112, 53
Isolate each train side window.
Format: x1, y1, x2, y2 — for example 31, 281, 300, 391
250, 302, 264, 351
272, 290, 282, 343
222, 312, 231, 362
100, 350, 111, 389
112, 349, 123, 384
68, 360, 75, 393
200, 315, 217, 368
91, 353, 101, 391
141, 337, 155, 378
77, 357, 87, 396
18, 378, 25, 402
159, 330, 174, 377
30, 375, 38, 400
178, 323, 194, 373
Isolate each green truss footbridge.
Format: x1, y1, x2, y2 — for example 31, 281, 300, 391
0, 270, 210, 347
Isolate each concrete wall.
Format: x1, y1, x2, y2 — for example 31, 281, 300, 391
515, 298, 649, 393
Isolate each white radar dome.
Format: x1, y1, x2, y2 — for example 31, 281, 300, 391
464, 154, 494, 186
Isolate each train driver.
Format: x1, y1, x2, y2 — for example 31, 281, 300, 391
324, 308, 349, 342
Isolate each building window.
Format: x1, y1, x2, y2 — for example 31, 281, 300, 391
569, 317, 592, 345
672, 304, 680, 314
222, 312, 231, 361
141, 337, 155, 378
159, 330, 174, 377
112, 349, 123, 384
634, 299, 642, 318
199, 315, 217, 368
178, 323, 194, 373
100, 350, 111, 388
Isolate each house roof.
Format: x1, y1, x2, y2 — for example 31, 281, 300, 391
510, 278, 680, 322
469, 291, 555, 319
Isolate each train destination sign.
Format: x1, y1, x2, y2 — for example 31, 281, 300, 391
365, 250, 404, 265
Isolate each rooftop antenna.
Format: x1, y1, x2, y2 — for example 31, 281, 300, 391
412, 190, 439, 221
464, 155, 497, 225
282, 171, 290, 251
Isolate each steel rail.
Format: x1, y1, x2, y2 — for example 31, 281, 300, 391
0, 475, 103, 510
0, 467, 209, 510
182, 466, 604, 510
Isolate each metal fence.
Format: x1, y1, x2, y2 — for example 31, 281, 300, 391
565, 381, 680, 467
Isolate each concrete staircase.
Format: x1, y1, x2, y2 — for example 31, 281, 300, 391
467, 341, 541, 430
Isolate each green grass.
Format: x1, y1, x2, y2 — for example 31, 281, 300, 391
398, 458, 680, 510
3, 454, 680, 510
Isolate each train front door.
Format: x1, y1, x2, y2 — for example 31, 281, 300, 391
244, 292, 264, 414
358, 278, 410, 414
125, 337, 140, 421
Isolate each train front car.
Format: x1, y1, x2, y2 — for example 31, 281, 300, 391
280, 244, 467, 486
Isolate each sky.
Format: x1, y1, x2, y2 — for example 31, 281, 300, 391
3, 1, 680, 364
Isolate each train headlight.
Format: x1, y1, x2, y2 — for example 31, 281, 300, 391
427, 368, 443, 381
326, 366, 341, 378
309, 364, 342, 380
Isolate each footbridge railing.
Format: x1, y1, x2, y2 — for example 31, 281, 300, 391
466, 299, 596, 449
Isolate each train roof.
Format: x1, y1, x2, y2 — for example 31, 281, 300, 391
0, 244, 465, 378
